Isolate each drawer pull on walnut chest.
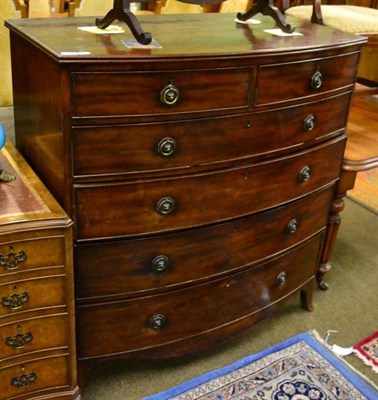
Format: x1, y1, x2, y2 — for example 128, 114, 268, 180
149, 314, 167, 329
157, 137, 177, 157
160, 81, 180, 106
0, 246, 27, 271
299, 166, 312, 183
6, 332, 33, 349
152, 255, 170, 273
156, 197, 176, 215
276, 271, 288, 286
2, 290, 30, 310
303, 114, 316, 132
310, 70, 323, 90
11, 371, 37, 388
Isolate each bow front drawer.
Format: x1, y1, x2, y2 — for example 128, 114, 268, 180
72, 67, 252, 119
76, 236, 321, 359
255, 52, 359, 106
75, 187, 333, 301
74, 137, 345, 240
73, 93, 350, 178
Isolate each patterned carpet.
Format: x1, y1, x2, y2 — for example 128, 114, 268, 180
143, 331, 378, 400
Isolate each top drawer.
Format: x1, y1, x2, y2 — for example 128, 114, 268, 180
255, 52, 359, 106
72, 67, 252, 119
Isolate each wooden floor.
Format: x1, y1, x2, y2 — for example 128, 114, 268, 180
345, 92, 378, 161
345, 91, 378, 211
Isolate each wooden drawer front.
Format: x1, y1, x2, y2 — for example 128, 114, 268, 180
72, 67, 252, 118
77, 236, 321, 359
0, 238, 65, 277
75, 137, 345, 240
0, 314, 67, 361
73, 93, 350, 178
75, 187, 333, 301
255, 52, 359, 106
0, 276, 66, 318
0, 355, 69, 400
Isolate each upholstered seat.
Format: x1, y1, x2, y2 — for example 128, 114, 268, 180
286, 5, 377, 34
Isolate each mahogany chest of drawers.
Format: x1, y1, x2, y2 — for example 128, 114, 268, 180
0, 141, 79, 399
6, 13, 366, 382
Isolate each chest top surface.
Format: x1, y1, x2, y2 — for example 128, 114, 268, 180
0, 141, 70, 229
5, 13, 366, 62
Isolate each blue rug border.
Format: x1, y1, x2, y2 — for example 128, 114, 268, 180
142, 331, 378, 399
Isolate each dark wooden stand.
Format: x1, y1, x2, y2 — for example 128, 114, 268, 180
96, 0, 152, 45
237, 0, 295, 33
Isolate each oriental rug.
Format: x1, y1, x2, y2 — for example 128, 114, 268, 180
143, 331, 378, 400
353, 331, 378, 373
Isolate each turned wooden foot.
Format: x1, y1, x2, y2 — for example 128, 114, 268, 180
317, 261, 331, 290
300, 280, 314, 311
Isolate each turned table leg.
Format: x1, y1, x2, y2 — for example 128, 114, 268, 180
317, 195, 344, 290
317, 168, 358, 290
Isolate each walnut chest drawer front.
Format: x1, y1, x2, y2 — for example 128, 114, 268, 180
0, 355, 70, 400
0, 276, 66, 318
73, 93, 350, 179
76, 235, 321, 359
75, 137, 345, 240
75, 187, 333, 301
72, 67, 252, 119
255, 52, 359, 106
0, 314, 68, 361
0, 238, 66, 276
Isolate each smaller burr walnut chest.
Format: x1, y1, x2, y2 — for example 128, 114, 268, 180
6, 13, 366, 381
0, 141, 79, 399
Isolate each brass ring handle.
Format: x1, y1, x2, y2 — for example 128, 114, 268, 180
152, 255, 170, 273
310, 70, 323, 90
149, 314, 166, 329
286, 219, 299, 234
160, 82, 180, 106
276, 271, 288, 286
0, 247, 27, 272
157, 137, 176, 157
299, 166, 311, 183
156, 197, 175, 215
303, 114, 315, 132
6, 332, 33, 349
11, 372, 37, 388
1, 292, 30, 310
